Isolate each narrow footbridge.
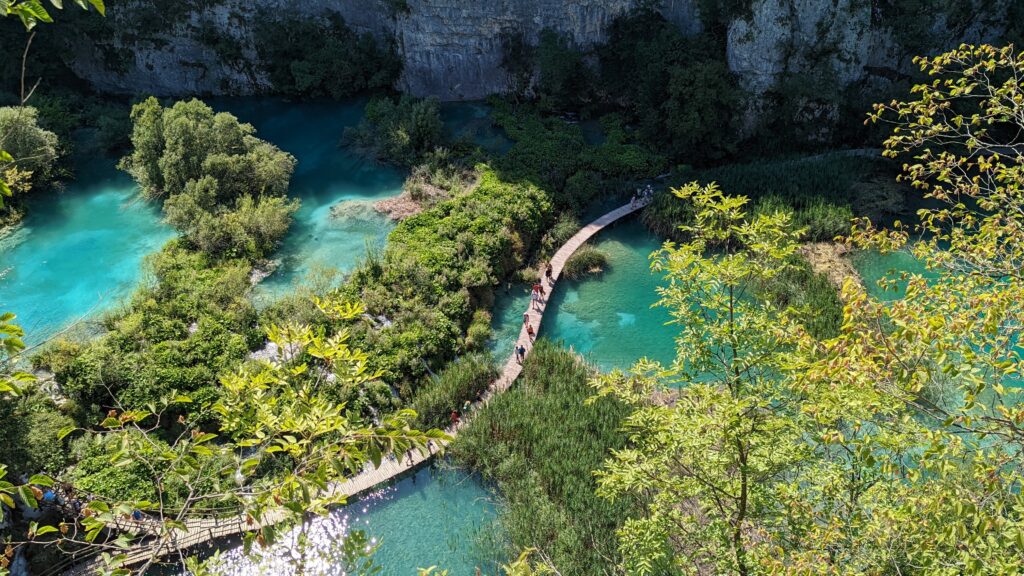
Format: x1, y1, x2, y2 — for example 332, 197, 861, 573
59, 199, 648, 575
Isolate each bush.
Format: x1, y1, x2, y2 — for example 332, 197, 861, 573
539, 213, 580, 259
0, 105, 60, 190
492, 101, 665, 201
0, 390, 75, 476
411, 353, 497, 430
562, 245, 608, 280
451, 340, 633, 575
535, 29, 595, 113
599, 12, 740, 163
345, 95, 443, 166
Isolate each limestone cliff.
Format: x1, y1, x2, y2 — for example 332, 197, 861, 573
59, 0, 1013, 102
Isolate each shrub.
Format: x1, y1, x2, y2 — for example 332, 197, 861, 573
345, 95, 443, 166
411, 353, 497, 430
644, 153, 881, 240
562, 245, 608, 280
0, 105, 60, 190
339, 166, 552, 391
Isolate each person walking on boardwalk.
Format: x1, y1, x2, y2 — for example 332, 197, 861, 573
462, 399, 472, 415
450, 409, 460, 426
531, 285, 540, 310
516, 343, 526, 363
526, 323, 536, 341
523, 311, 530, 324
545, 263, 553, 284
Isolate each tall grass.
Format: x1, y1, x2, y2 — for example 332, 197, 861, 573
754, 255, 843, 339
411, 353, 497, 430
644, 154, 885, 241
451, 340, 632, 576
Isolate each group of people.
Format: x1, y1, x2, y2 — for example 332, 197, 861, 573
630, 184, 655, 208
518, 264, 556, 364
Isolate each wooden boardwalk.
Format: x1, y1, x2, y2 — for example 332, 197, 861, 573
61, 199, 648, 576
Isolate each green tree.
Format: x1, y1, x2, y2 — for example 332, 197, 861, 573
120, 97, 298, 259
591, 182, 811, 575
772, 43, 1024, 574
0, 106, 58, 176
7, 300, 446, 575
345, 95, 443, 167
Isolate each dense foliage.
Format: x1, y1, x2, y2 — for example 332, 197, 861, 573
0, 105, 60, 217
341, 167, 551, 394
345, 95, 444, 166
119, 97, 297, 259
492, 102, 664, 210
561, 245, 607, 280
452, 340, 634, 576
589, 44, 1024, 575
410, 352, 496, 430
598, 11, 741, 162
254, 12, 401, 99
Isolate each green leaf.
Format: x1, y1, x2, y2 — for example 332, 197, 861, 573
35, 524, 59, 536
57, 425, 76, 440
18, 484, 38, 509
28, 474, 53, 487
87, 0, 103, 15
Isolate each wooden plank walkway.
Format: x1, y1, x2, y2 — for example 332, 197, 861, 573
62, 199, 648, 576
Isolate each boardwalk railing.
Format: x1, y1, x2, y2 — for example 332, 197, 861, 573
60, 199, 649, 576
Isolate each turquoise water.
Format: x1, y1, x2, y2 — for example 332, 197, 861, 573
851, 247, 932, 300
489, 219, 676, 372
212, 98, 405, 298
213, 466, 502, 576
0, 158, 173, 344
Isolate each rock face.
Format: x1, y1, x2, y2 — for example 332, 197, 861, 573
64, 0, 701, 99
62, 0, 1010, 102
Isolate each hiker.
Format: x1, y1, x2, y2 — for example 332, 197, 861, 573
523, 311, 530, 324
531, 286, 541, 310
450, 410, 460, 426
545, 264, 553, 283
527, 323, 536, 341
516, 343, 526, 363
463, 399, 472, 414
630, 194, 637, 208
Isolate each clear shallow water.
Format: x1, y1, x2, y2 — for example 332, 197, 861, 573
489, 219, 676, 372
0, 158, 173, 344
851, 247, 932, 300
212, 467, 501, 576
211, 98, 405, 298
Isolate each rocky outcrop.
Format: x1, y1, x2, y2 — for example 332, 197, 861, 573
64, 0, 702, 99
61, 0, 1011, 102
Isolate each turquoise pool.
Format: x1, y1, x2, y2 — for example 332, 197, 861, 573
211, 466, 503, 576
